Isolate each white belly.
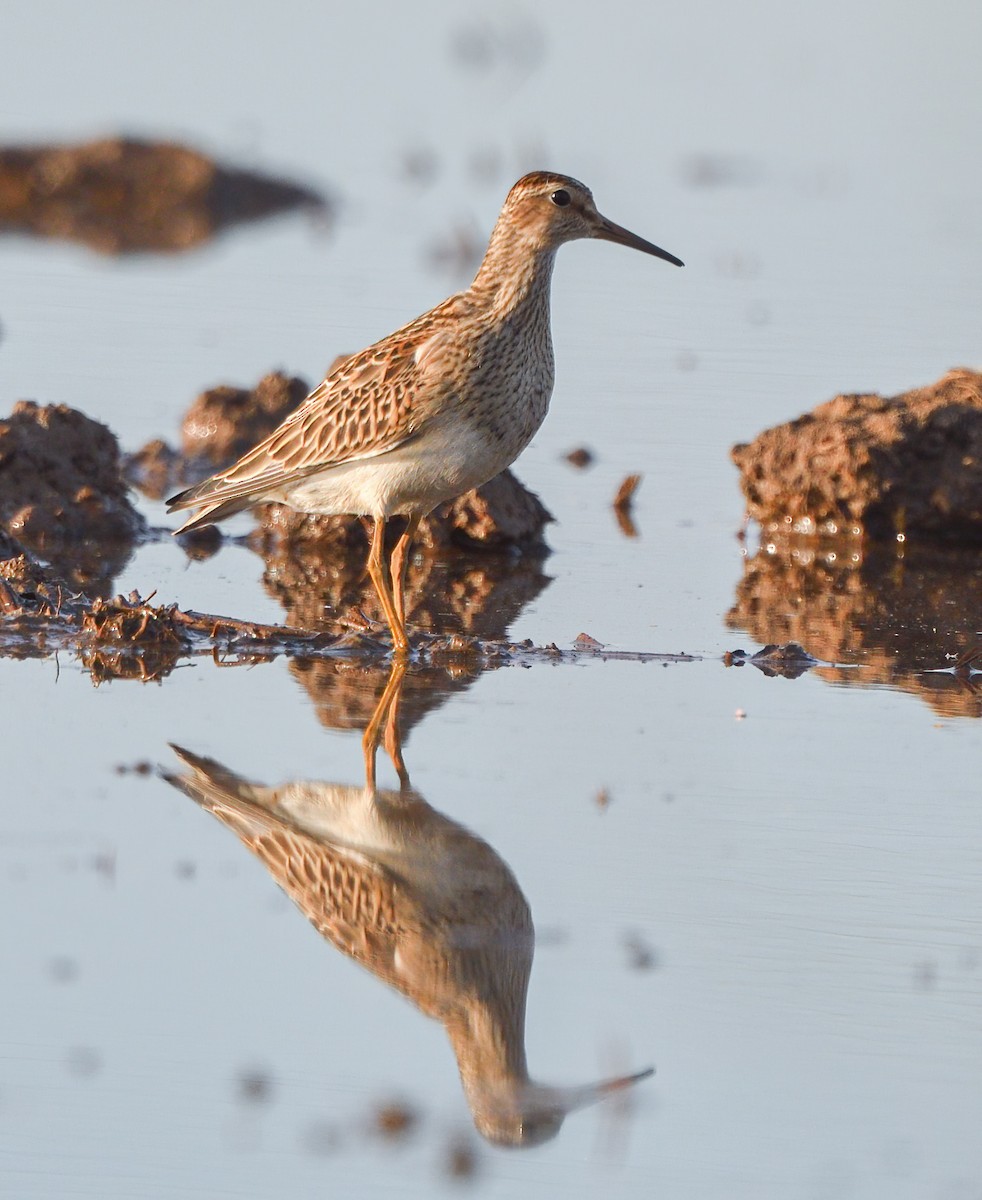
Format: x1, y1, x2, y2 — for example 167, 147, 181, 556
274, 417, 518, 519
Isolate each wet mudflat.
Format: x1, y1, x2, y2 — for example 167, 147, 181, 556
3, 4, 982, 1200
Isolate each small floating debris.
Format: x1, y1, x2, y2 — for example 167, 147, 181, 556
372, 1099, 419, 1141
572, 631, 604, 650
613, 473, 642, 538
113, 761, 153, 776
47, 955, 79, 984
623, 931, 658, 971
564, 446, 595, 469
65, 1046, 102, 1079
237, 1068, 274, 1105
444, 1133, 480, 1180
680, 153, 761, 189
723, 643, 817, 678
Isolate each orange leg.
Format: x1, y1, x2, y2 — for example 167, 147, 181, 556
365, 515, 408, 654
362, 658, 409, 789
389, 513, 421, 633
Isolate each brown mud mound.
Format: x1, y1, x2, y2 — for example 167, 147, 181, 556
732, 368, 982, 542
0, 402, 144, 592
0, 136, 325, 254
727, 538, 982, 717
128, 372, 333, 499
179, 372, 311, 468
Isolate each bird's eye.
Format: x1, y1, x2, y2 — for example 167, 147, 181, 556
550, 189, 571, 207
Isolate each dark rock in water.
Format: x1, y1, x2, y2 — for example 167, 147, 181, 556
732, 368, 982, 542
0, 136, 326, 255
0, 402, 144, 593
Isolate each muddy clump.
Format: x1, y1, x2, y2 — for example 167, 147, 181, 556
0, 136, 325, 255
0, 402, 144, 592
727, 538, 982, 718
0, 534, 84, 628
732, 368, 982, 542
127, 373, 311, 499
179, 372, 312, 468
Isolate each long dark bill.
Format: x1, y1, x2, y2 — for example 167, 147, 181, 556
594, 215, 684, 267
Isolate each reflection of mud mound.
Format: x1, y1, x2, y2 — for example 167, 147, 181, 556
732, 369, 982, 542
727, 539, 982, 717
289, 659, 473, 737
0, 402, 143, 593
260, 519, 550, 637
0, 137, 325, 254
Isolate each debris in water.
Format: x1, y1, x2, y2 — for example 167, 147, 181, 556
564, 446, 595, 469
623, 931, 658, 971
65, 1046, 102, 1078
613, 473, 643, 538
237, 1069, 274, 1105
572, 632, 604, 650
724, 643, 817, 679
445, 1133, 480, 1179
373, 1100, 419, 1141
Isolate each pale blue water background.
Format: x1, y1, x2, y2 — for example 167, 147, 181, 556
2, 2, 981, 1198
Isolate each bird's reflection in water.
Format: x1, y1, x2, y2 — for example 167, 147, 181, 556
165, 660, 651, 1148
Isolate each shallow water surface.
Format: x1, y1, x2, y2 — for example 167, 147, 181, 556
2, 3, 982, 1198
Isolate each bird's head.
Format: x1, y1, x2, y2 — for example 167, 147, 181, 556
500, 171, 683, 267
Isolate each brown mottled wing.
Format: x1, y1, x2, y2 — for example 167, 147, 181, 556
166, 747, 405, 979
167, 323, 456, 520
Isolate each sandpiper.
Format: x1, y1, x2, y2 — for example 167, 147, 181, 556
168, 172, 683, 652
166, 662, 653, 1146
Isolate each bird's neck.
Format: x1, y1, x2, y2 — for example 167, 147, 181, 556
446, 996, 530, 1112
470, 219, 556, 324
